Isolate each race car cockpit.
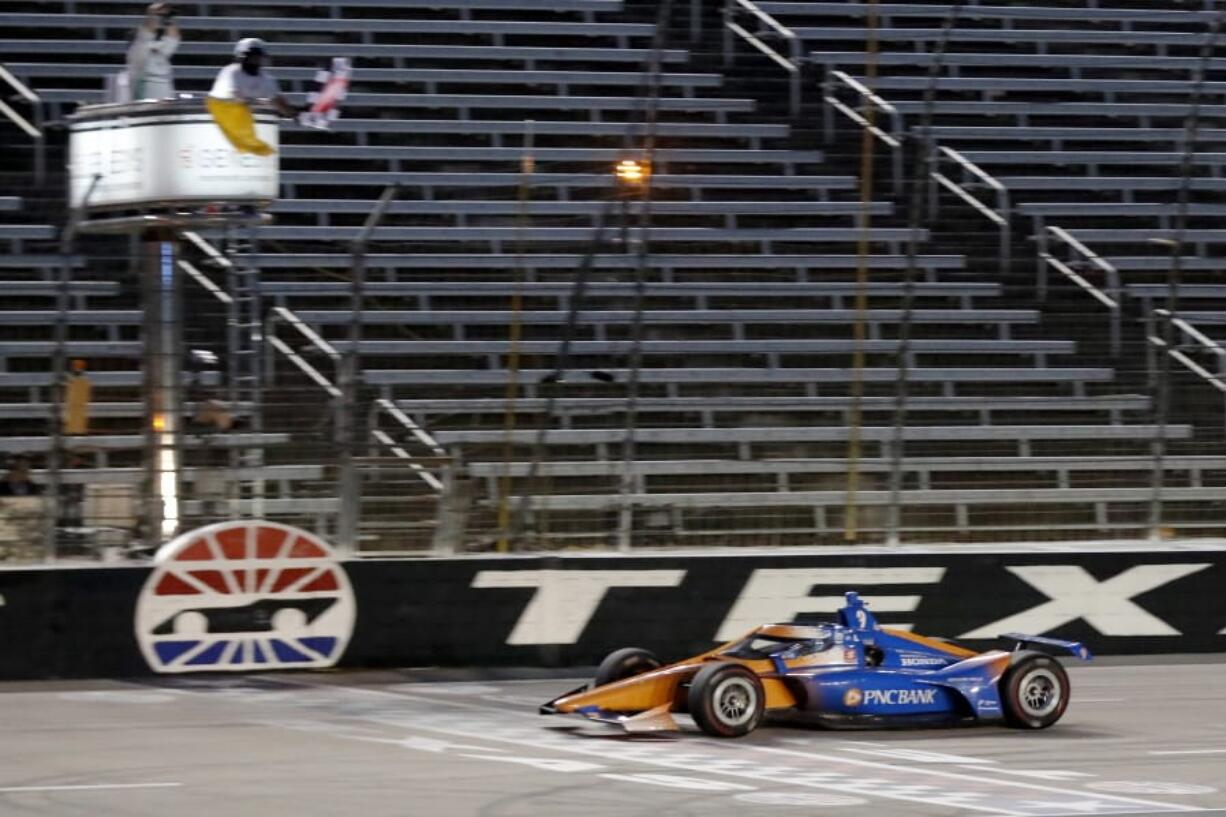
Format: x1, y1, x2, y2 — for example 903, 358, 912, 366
722, 624, 839, 661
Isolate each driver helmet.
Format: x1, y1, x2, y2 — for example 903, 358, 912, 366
234, 37, 267, 59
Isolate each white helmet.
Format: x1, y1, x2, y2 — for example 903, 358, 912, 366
234, 37, 267, 59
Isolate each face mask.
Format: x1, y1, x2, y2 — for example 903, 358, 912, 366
240, 57, 261, 76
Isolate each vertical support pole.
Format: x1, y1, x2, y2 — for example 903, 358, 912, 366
340, 184, 399, 554
497, 121, 534, 552
887, 0, 962, 545
335, 255, 361, 554
844, 0, 881, 543
1149, 12, 1223, 540
615, 182, 637, 551
617, 0, 671, 553
722, 0, 734, 67
46, 175, 100, 560
45, 249, 70, 562
244, 221, 266, 523
142, 228, 183, 548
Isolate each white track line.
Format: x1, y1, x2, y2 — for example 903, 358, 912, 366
747, 745, 1202, 813
1075, 698, 1127, 703
254, 680, 1024, 816
1149, 749, 1226, 756
266, 678, 1205, 816
0, 782, 181, 794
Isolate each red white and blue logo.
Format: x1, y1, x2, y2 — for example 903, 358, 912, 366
135, 521, 356, 673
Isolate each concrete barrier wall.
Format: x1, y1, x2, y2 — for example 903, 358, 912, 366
2, 548, 1225, 679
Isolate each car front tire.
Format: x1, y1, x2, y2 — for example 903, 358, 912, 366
594, 647, 663, 687
687, 662, 765, 738
1000, 653, 1070, 729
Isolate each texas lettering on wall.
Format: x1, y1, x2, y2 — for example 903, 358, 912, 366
453, 554, 1222, 656
0, 549, 1223, 679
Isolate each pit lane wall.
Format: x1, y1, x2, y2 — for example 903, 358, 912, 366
2, 545, 1225, 679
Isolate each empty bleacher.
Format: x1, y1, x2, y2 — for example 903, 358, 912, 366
1, 0, 1223, 553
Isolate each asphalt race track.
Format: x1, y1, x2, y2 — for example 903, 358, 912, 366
1, 660, 1224, 817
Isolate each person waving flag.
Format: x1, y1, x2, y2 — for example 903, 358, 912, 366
207, 38, 300, 155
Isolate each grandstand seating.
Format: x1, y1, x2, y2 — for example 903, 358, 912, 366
0, 0, 1222, 551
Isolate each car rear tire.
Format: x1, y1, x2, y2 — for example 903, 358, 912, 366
1000, 653, 1070, 729
594, 647, 663, 687
687, 662, 765, 738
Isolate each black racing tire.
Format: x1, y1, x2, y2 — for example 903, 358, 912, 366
1000, 653, 1070, 729
687, 662, 765, 738
593, 647, 663, 687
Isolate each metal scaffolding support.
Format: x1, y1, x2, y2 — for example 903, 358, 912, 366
224, 221, 267, 523
141, 228, 183, 546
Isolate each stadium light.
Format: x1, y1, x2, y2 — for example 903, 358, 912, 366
615, 158, 649, 185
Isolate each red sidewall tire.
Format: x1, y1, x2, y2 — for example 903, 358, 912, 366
1001, 654, 1070, 729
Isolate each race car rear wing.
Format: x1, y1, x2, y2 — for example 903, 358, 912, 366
1000, 632, 1093, 661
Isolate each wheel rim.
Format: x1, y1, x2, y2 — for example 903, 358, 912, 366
712, 676, 758, 726
1017, 667, 1062, 718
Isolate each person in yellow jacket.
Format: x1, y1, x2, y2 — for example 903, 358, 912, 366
64, 358, 92, 437
207, 38, 302, 155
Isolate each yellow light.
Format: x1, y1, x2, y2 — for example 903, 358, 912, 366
615, 159, 648, 184
152, 413, 167, 431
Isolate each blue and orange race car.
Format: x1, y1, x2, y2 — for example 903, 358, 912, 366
541, 591, 1091, 738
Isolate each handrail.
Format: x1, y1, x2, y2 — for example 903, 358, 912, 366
265, 305, 448, 496
269, 306, 340, 362
723, 0, 802, 116
368, 429, 444, 492
264, 306, 342, 398
930, 145, 1011, 271
0, 63, 45, 185
178, 259, 233, 306
1153, 308, 1226, 387
1043, 226, 1122, 355
370, 398, 446, 492
181, 229, 235, 270
1147, 311, 1226, 441
822, 70, 904, 193
374, 398, 447, 459
267, 335, 342, 399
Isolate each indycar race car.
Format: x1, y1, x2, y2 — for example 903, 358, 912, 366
541, 591, 1091, 738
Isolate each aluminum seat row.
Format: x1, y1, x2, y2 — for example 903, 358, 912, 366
44, 0, 624, 19
0, 12, 655, 43
255, 253, 963, 280
6, 62, 722, 97
396, 393, 1151, 426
